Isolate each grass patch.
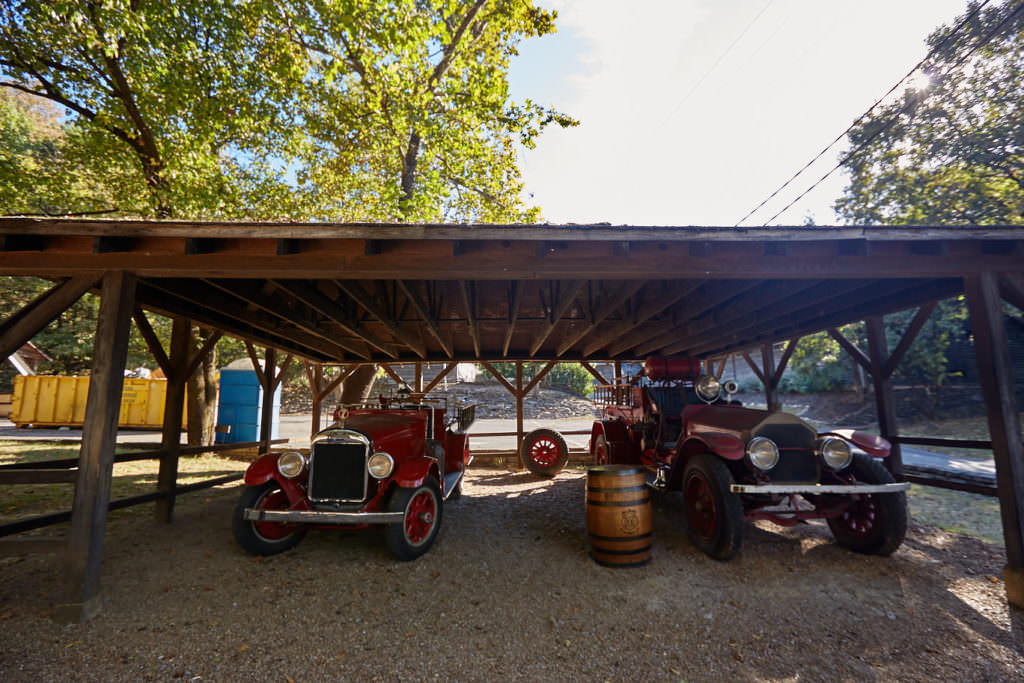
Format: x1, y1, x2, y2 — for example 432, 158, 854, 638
0, 440, 246, 522
907, 484, 1004, 546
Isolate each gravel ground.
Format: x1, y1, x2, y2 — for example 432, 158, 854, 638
1, 468, 1023, 681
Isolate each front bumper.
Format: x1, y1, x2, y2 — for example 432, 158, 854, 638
242, 508, 403, 525
729, 482, 910, 495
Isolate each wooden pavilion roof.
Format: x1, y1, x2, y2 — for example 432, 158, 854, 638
2, 218, 1022, 363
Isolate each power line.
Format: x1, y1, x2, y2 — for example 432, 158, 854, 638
755, 0, 1024, 227
734, 0, 997, 227
670, 0, 777, 113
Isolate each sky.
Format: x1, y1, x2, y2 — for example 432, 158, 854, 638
507, 0, 972, 227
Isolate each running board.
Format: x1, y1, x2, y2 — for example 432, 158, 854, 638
729, 482, 910, 495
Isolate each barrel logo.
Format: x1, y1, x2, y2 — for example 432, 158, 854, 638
620, 509, 640, 535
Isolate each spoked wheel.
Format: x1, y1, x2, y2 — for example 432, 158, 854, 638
233, 481, 306, 556
521, 428, 569, 477
682, 453, 744, 561
592, 433, 610, 466
827, 454, 907, 556
386, 478, 443, 561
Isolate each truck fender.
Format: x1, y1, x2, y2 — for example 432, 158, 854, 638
242, 453, 307, 505
822, 429, 891, 458
394, 455, 438, 489
590, 420, 629, 452
446, 431, 471, 467
679, 432, 746, 460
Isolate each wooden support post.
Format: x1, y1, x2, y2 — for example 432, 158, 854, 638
155, 317, 190, 523
761, 344, 780, 413
516, 362, 525, 468
309, 362, 324, 438
865, 316, 902, 477
614, 361, 622, 384
260, 348, 277, 455
964, 273, 1024, 609
415, 362, 424, 393
58, 271, 136, 623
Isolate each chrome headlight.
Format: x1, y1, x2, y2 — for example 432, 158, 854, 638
367, 451, 395, 479
819, 437, 853, 470
695, 374, 722, 403
746, 436, 780, 471
276, 450, 307, 478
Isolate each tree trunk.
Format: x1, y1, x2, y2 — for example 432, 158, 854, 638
339, 364, 378, 405
185, 327, 218, 446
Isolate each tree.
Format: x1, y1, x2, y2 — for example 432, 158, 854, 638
2, 2, 573, 435
835, 0, 1024, 225
287, 0, 576, 222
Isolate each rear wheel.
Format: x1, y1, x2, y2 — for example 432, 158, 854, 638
386, 478, 443, 561
683, 453, 743, 561
232, 481, 306, 556
827, 454, 907, 556
521, 428, 569, 477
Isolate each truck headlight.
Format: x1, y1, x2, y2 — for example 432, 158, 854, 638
819, 437, 852, 470
368, 452, 394, 479
695, 375, 722, 403
276, 451, 307, 478
746, 437, 779, 471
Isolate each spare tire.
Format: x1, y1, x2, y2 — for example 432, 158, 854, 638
520, 428, 569, 477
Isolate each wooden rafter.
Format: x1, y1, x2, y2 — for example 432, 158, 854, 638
529, 280, 584, 357
334, 281, 427, 358
502, 281, 523, 357
555, 281, 647, 356
396, 280, 453, 358
270, 280, 394, 359
459, 280, 480, 358
582, 280, 702, 356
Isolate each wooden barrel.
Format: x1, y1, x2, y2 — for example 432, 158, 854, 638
586, 465, 652, 567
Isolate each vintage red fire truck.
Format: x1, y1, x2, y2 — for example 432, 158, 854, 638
232, 394, 475, 561
588, 357, 909, 560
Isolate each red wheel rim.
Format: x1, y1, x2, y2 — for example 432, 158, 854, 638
594, 438, 609, 465
528, 436, 561, 467
685, 471, 717, 541
838, 494, 879, 539
253, 488, 295, 541
405, 489, 437, 546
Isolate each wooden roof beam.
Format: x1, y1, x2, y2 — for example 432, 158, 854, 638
272, 280, 397, 359
459, 280, 480, 358
529, 280, 585, 357
555, 280, 647, 356
335, 281, 428, 359
581, 280, 703, 356
686, 278, 963, 358
206, 279, 376, 360
135, 282, 335, 361
502, 281, 524, 358
396, 280, 453, 358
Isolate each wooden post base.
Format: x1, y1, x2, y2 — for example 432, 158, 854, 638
54, 596, 102, 623
1004, 566, 1024, 610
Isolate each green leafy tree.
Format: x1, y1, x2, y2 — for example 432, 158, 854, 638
835, 0, 1024, 224
288, 0, 576, 222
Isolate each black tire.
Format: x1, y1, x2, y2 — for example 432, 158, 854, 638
682, 453, 744, 561
827, 453, 907, 556
521, 428, 569, 477
592, 433, 610, 465
385, 478, 443, 561
232, 481, 306, 556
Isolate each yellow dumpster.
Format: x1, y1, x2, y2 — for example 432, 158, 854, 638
10, 375, 188, 429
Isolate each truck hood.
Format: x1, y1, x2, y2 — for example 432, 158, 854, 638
315, 411, 428, 454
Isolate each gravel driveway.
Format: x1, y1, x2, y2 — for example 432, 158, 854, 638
1, 468, 1022, 681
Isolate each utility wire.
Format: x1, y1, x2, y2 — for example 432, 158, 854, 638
671, 0, 777, 113
755, 0, 1024, 227
734, 0, 996, 227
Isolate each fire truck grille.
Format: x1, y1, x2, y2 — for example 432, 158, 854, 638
308, 442, 368, 503
753, 424, 820, 484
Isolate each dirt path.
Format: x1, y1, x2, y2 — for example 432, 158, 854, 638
1, 469, 1022, 681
